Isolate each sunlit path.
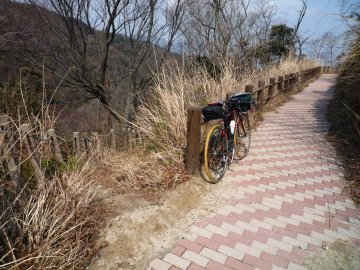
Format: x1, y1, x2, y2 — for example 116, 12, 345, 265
147, 74, 360, 270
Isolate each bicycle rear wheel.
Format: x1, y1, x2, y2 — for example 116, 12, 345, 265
234, 113, 251, 160
204, 125, 228, 183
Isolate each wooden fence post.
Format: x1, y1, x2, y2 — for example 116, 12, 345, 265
48, 129, 63, 163
186, 107, 201, 175
1, 115, 21, 190
257, 80, 265, 105
268, 78, 276, 98
128, 127, 133, 150
136, 128, 143, 145
110, 129, 116, 150
73, 132, 81, 157
92, 132, 100, 153
245, 85, 254, 109
290, 73, 295, 89
20, 123, 45, 183
245, 84, 254, 94
83, 135, 89, 156
277, 76, 283, 92
285, 75, 290, 91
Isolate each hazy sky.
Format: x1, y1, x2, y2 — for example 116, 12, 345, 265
274, 0, 357, 38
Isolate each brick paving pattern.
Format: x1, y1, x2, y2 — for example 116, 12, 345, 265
148, 75, 360, 269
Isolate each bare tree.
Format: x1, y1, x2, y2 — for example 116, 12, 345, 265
13, 0, 186, 129
180, 0, 277, 69
292, 0, 307, 43
306, 31, 342, 66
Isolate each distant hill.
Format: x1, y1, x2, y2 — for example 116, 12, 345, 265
0, 0, 52, 84
0, 0, 172, 90
0, 0, 180, 133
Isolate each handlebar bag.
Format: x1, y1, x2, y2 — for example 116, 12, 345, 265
202, 104, 226, 120
227, 93, 252, 111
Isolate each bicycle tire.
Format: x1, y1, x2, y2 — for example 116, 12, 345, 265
234, 113, 251, 160
204, 125, 228, 183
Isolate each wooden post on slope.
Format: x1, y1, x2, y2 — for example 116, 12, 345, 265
110, 129, 116, 150
48, 128, 63, 163
20, 123, 45, 184
92, 132, 100, 154
73, 132, 81, 157
186, 107, 202, 175
1, 115, 21, 190
268, 78, 276, 99
245, 84, 255, 109
284, 75, 290, 91
257, 80, 265, 106
277, 76, 283, 92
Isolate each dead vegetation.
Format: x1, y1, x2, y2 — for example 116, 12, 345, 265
0, 74, 103, 269
136, 57, 317, 155
327, 25, 360, 204
0, 160, 102, 270
0, 55, 319, 270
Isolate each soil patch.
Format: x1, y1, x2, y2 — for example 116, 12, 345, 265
86, 174, 235, 270
304, 240, 360, 270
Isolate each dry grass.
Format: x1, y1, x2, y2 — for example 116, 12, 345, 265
136, 57, 317, 154
327, 94, 360, 205
0, 160, 101, 270
0, 71, 102, 269
96, 149, 189, 192
328, 32, 360, 204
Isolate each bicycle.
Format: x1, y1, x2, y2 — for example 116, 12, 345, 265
202, 93, 252, 183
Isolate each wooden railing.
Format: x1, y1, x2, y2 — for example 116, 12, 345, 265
0, 66, 325, 183
0, 115, 143, 185
185, 66, 322, 175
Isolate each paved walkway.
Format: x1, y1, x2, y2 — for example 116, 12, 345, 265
148, 75, 360, 270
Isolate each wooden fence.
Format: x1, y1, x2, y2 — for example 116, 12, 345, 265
0, 116, 143, 185
0, 66, 326, 184
185, 66, 322, 175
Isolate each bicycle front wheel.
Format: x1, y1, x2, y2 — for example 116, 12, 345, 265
204, 125, 228, 183
234, 113, 251, 160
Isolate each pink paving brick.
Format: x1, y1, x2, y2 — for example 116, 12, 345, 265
206, 260, 233, 270
227, 232, 253, 245
178, 239, 204, 253
285, 223, 317, 235
243, 254, 272, 270
225, 257, 255, 270
260, 252, 289, 268
187, 263, 208, 270
195, 236, 222, 250
195, 221, 209, 228
213, 214, 237, 225
337, 208, 360, 219
203, 217, 223, 227
210, 234, 237, 248
147, 75, 360, 270
241, 229, 268, 243
173, 246, 186, 257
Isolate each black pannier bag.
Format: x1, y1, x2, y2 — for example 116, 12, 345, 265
202, 103, 226, 121
227, 93, 252, 112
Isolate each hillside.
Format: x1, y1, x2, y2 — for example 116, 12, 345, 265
0, 0, 166, 134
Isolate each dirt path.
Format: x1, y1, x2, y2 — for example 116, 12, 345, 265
88, 74, 360, 270
87, 173, 238, 270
